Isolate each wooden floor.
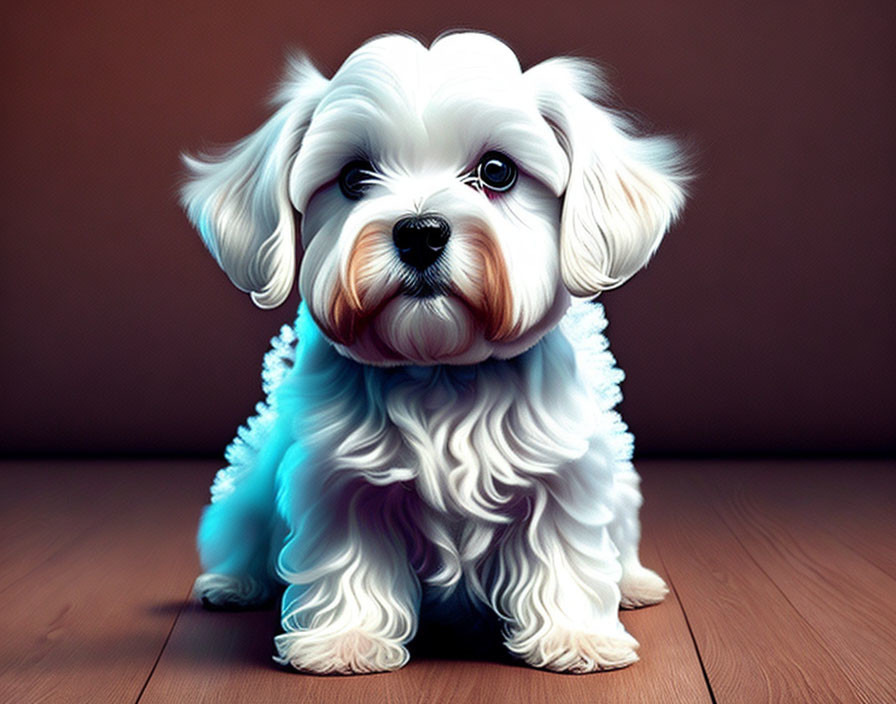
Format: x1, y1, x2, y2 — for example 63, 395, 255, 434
1, 459, 894, 703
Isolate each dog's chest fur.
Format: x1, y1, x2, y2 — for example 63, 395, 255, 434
284, 320, 596, 523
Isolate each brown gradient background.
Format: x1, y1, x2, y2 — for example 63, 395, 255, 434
1, 1, 893, 457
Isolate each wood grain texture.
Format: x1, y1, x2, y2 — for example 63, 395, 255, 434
0, 460, 212, 704
138, 487, 710, 704
640, 460, 896, 704
700, 462, 896, 702
3, 460, 894, 703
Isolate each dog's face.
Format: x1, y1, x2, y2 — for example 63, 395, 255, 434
182, 33, 687, 365
295, 35, 572, 365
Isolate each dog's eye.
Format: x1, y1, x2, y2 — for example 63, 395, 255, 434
338, 160, 375, 200
477, 151, 517, 192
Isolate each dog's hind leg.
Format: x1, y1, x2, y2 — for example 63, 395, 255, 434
193, 414, 290, 609
609, 463, 669, 609
193, 324, 298, 609
193, 485, 280, 609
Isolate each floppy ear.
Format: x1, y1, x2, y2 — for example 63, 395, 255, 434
525, 58, 690, 297
180, 57, 327, 308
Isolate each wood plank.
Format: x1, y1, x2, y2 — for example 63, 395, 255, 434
0, 460, 213, 704
640, 460, 894, 704
140, 486, 710, 703
758, 461, 896, 580
11, 459, 890, 702
698, 461, 896, 702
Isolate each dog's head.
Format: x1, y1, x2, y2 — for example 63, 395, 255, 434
182, 32, 688, 365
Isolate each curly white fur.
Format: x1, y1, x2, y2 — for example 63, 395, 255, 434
183, 31, 686, 675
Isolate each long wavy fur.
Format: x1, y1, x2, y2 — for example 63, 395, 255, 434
186, 31, 684, 675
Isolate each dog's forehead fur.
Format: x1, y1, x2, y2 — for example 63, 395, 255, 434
290, 33, 569, 209
332, 32, 525, 109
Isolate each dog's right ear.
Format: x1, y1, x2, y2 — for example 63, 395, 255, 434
180, 57, 328, 309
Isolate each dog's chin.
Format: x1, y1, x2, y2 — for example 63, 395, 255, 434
324, 278, 574, 368
330, 294, 493, 367
345, 294, 488, 366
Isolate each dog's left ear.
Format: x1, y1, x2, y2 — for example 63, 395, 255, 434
526, 58, 690, 297
180, 57, 328, 308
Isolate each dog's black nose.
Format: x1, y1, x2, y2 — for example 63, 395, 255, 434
392, 215, 451, 271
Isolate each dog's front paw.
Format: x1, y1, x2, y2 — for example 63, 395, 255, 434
193, 572, 272, 609
619, 564, 669, 609
508, 628, 639, 673
274, 629, 410, 674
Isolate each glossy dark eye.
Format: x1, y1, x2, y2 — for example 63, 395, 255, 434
338, 160, 375, 200
477, 151, 517, 192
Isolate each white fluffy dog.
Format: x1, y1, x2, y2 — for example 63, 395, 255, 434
181, 32, 688, 675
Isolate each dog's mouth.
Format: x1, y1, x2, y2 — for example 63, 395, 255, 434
400, 266, 450, 299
